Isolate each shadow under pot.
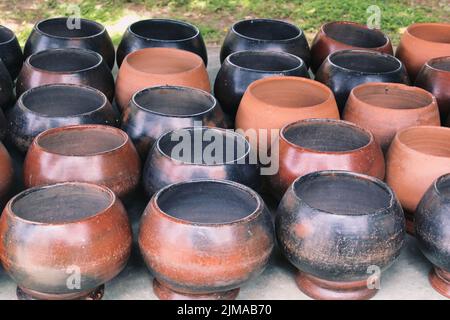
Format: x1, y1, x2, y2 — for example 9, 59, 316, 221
0, 25, 23, 80
139, 179, 274, 300
116, 19, 207, 67
16, 48, 115, 101
315, 49, 410, 113
24, 17, 115, 69
220, 19, 311, 67
0, 59, 13, 109
23, 125, 141, 198
7, 84, 120, 154
276, 170, 405, 300
0, 182, 132, 300
269, 119, 385, 200
0, 142, 13, 203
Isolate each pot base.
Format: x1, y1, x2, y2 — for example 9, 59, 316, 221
153, 279, 239, 300
405, 211, 415, 235
17, 285, 104, 300
429, 267, 450, 298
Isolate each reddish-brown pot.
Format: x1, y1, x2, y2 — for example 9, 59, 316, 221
0, 142, 13, 203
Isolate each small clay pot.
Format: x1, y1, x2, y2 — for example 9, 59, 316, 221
0, 25, 23, 80
23, 125, 141, 198
115, 48, 210, 112
344, 82, 440, 152
7, 84, 120, 154
0, 142, 13, 203
139, 179, 274, 300
24, 17, 115, 69
269, 119, 385, 199
0, 59, 13, 109
396, 23, 450, 81
315, 49, 410, 112
220, 19, 311, 67
276, 170, 405, 300
0, 182, 132, 300
116, 19, 207, 67
310, 21, 393, 73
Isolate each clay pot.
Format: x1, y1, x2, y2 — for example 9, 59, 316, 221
220, 19, 311, 67
214, 51, 309, 121
310, 21, 393, 73
0, 25, 23, 80
0, 109, 7, 140
139, 179, 274, 300
276, 170, 405, 300
0, 142, 13, 203
115, 48, 210, 112
344, 82, 440, 152
24, 17, 115, 69
269, 119, 385, 199
0, 59, 13, 109
7, 84, 120, 154
396, 23, 450, 81
23, 125, 141, 198
315, 49, 410, 112
0, 182, 132, 300
121, 86, 227, 159
117, 19, 207, 67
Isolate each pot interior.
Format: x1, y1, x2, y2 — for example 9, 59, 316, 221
323, 22, 387, 48
127, 49, 201, 74
436, 174, 450, 197
37, 18, 104, 38
398, 127, 450, 157
229, 51, 302, 72
234, 19, 300, 41
330, 51, 400, 73
0, 26, 14, 43
428, 57, 450, 72
409, 24, 450, 44
29, 49, 101, 72
130, 19, 197, 40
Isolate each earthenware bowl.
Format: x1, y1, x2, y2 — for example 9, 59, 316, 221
139, 179, 274, 300
0, 59, 13, 109
23, 125, 141, 198
117, 19, 207, 67
276, 170, 405, 300
0, 182, 132, 300
0, 142, 13, 203
0, 25, 23, 79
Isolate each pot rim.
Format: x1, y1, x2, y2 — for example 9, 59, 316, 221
0, 25, 16, 45
128, 18, 200, 42
424, 56, 450, 73
34, 17, 107, 40
231, 18, 304, 42
405, 22, 450, 46
433, 173, 450, 201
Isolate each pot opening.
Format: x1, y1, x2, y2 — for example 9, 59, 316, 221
398, 127, 450, 157
330, 51, 401, 73
29, 49, 101, 72
323, 22, 387, 48
436, 174, 450, 198
233, 19, 300, 41
0, 26, 14, 43
36, 18, 104, 38
428, 57, 450, 72
228, 51, 302, 72
409, 24, 450, 44
130, 19, 197, 41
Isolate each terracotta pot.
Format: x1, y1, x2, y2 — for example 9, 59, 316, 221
276, 171, 405, 300
139, 179, 274, 300
269, 119, 384, 199
0, 59, 13, 109
115, 48, 210, 112
0, 25, 23, 80
7, 84, 120, 154
23, 124, 141, 198
117, 19, 207, 67
0, 182, 132, 300
310, 21, 393, 73
220, 19, 311, 67
24, 17, 115, 69
344, 82, 440, 152
121, 86, 227, 159
396, 23, 450, 81
0, 142, 13, 202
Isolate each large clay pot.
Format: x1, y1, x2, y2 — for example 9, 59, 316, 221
269, 119, 384, 199
0, 142, 13, 203
0, 59, 13, 109
117, 19, 207, 67
276, 170, 405, 300
139, 179, 274, 300
115, 48, 210, 112
344, 82, 440, 152
0, 25, 23, 80
0, 182, 132, 300
310, 21, 393, 73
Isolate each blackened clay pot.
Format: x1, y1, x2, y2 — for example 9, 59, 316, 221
0, 109, 7, 140
0, 182, 132, 300
117, 19, 207, 67
220, 19, 311, 67
0, 25, 23, 80
276, 171, 405, 300
0, 142, 13, 203
7, 84, 120, 153
139, 179, 274, 300
0, 60, 13, 109
24, 17, 115, 69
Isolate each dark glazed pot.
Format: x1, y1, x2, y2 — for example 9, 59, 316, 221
0, 59, 13, 109
7, 84, 120, 153
0, 142, 13, 203
117, 19, 207, 67
315, 49, 410, 112
24, 17, 115, 69
220, 19, 310, 67
276, 171, 405, 300
0, 25, 23, 80
16, 48, 114, 101
139, 179, 274, 300
0, 182, 132, 300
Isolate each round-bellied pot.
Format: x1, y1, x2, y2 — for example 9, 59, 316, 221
214, 50, 309, 121
121, 86, 227, 159
315, 49, 410, 112
343, 82, 440, 152
116, 19, 207, 67
0, 182, 132, 300
139, 179, 274, 300
23, 125, 141, 198
115, 47, 210, 112
7, 84, 120, 154
0, 60, 13, 109
269, 119, 385, 199
396, 23, 450, 81
276, 170, 405, 300
310, 21, 393, 73
220, 19, 311, 67
0, 142, 13, 203
0, 25, 23, 80
24, 17, 115, 69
